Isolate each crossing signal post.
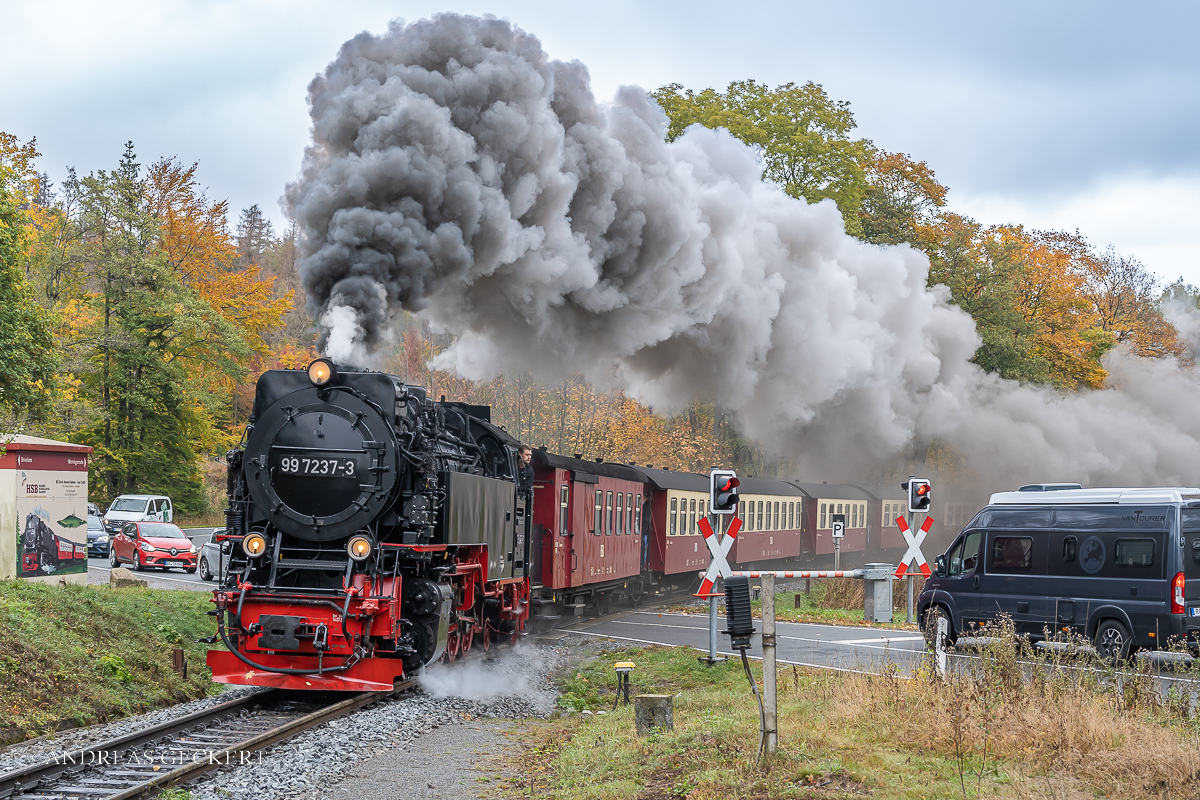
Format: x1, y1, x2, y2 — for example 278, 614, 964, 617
899, 476, 932, 622
711, 469, 740, 514
906, 478, 931, 513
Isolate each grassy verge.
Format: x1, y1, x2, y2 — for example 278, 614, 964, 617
0, 579, 222, 739
668, 578, 921, 630
501, 634, 1200, 799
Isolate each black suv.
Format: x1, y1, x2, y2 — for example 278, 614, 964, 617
919, 487, 1200, 661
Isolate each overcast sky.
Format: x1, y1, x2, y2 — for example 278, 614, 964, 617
5, 0, 1199, 284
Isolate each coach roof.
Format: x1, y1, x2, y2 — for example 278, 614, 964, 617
635, 466, 710, 492
788, 482, 875, 501
533, 450, 646, 483
738, 477, 806, 496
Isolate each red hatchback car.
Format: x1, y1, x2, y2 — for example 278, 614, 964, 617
109, 522, 198, 573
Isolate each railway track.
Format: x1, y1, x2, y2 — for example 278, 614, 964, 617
0, 681, 414, 800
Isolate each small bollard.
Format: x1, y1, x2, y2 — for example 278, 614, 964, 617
613, 662, 634, 709
633, 694, 673, 735
171, 647, 187, 679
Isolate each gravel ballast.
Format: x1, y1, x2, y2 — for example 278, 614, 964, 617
185, 643, 562, 800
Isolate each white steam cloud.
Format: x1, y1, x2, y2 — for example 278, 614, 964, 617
287, 14, 1200, 488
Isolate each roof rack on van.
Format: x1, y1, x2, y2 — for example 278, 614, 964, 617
990, 487, 1200, 505
1018, 483, 1082, 492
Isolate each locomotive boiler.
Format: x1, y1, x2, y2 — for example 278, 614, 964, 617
206, 359, 531, 691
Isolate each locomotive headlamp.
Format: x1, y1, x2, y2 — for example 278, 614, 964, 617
347, 534, 373, 562
307, 359, 336, 387
242, 532, 268, 558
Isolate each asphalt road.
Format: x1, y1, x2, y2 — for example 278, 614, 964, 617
559, 609, 928, 673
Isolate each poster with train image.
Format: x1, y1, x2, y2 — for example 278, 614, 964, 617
16, 467, 89, 581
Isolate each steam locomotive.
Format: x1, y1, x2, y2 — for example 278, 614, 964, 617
208, 359, 977, 692
206, 359, 531, 691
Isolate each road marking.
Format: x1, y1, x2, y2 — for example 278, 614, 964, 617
826, 635, 925, 645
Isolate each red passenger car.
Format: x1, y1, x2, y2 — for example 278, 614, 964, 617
789, 482, 876, 564
530, 451, 647, 614
730, 478, 806, 566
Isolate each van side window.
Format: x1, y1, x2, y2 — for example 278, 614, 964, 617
991, 536, 1033, 571
1193, 539, 1200, 563
1115, 539, 1154, 567
1062, 536, 1077, 562
948, 531, 982, 576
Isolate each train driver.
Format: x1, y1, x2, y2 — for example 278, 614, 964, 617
517, 444, 535, 499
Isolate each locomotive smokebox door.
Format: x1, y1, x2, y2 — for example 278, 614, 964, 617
258, 615, 304, 650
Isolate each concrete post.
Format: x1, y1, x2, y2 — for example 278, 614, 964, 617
761, 573, 778, 754
634, 695, 674, 735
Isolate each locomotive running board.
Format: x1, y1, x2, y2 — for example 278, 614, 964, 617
207, 650, 404, 692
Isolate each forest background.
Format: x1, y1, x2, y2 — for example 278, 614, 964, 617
0, 79, 1195, 519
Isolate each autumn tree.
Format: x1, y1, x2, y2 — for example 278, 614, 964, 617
0, 132, 57, 422
653, 80, 872, 234
858, 150, 948, 247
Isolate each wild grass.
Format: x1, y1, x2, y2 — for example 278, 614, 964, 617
502, 629, 1200, 799
0, 580, 223, 740
667, 577, 925, 630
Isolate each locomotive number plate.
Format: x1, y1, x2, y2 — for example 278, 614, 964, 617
275, 454, 358, 478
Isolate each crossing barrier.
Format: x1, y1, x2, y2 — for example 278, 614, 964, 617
712, 563, 895, 623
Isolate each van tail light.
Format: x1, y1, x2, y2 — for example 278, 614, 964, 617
1172, 571, 1186, 615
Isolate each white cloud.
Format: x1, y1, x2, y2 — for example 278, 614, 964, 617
955, 174, 1200, 287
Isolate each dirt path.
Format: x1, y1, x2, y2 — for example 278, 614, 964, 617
316, 718, 517, 800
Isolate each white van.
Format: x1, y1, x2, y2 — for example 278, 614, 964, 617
103, 495, 174, 535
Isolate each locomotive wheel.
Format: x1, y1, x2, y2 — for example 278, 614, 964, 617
444, 632, 459, 664
481, 622, 491, 652
462, 626, 473, 654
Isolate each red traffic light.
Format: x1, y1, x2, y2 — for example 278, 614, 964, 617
915, 484, 929, 496
719, 476, 740, 492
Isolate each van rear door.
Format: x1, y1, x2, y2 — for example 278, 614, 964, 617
1182, 507, 1200, 631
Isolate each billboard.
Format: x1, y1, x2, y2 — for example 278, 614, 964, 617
3, 447, 90, 583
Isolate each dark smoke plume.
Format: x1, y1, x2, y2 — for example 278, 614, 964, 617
288, 14, 1200, 488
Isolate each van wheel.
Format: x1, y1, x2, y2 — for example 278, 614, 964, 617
1095, 620, 1132, 664
922, 605, 954, 650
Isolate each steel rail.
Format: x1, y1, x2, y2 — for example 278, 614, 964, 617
0, 680, 414, 800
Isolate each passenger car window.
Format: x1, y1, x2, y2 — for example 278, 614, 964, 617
1115, 538, 1154, 567
991, 536, 1033, 571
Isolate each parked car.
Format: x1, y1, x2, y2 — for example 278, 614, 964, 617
102, 495, 174, 536
86, 514, 109, 557
109, 521, 197, 573
197, 528, 231, 581
920, 486, 1200, 662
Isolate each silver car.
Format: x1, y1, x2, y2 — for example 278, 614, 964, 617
198, 528, 232, 582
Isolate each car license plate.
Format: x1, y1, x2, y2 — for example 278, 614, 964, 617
165, 560, 183, 566
1190, 607, 1200, 618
